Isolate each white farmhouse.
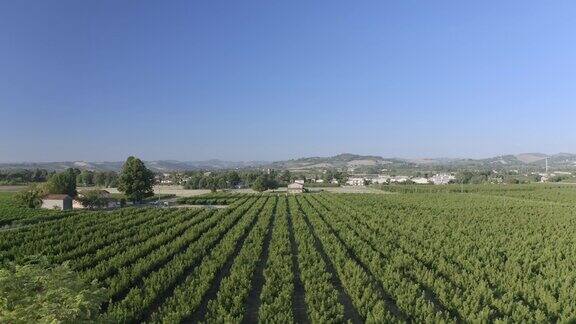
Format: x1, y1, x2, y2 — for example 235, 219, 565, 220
346, 177, 365, 186
389, 176, 409, 183
411, 177, 430, 185
372, 175, 390, 184
287, 182, 304, 194
41, 194, 73, 211
430, 173, 455, 185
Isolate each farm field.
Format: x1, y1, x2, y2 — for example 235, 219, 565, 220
2, 186, 576, 322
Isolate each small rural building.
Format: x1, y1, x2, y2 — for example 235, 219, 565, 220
294, 179, 305, 185
41, 194, 73, 211
287, 182, 304, 194
412, 177, 430, 184
389, 176, 409, 183
430, 173, 456, 185
373, 175, 391, 184
346, 177, 366, 186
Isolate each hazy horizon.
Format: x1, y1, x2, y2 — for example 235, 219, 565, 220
0, 151, 570, 164
2, 1, 576, 162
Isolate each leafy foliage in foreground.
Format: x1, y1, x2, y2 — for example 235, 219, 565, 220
0, 259, 106, 323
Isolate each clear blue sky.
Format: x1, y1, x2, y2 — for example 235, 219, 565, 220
1, 1, 576, 162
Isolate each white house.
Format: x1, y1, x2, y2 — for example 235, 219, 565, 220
430, 173, 455, 185
411, 177, 430, 185
346, 177, 365, 186
41, 194, 73, 211
389, 176, 409, 183
294, 179, 305, 185
372, 175, 391, 184
287, 182, 304, 194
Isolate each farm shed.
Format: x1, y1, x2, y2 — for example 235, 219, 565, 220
41, 194, 73, 211
287, 182, 304, 194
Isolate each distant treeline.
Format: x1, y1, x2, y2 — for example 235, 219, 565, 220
181, 170, 285, 192
180, 169, 346, 192
0, 169, 51, 185
0, 168, 118, 187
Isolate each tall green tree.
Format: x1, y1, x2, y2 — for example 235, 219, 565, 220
251, 174, 278, 192
225, 171, 241, 187
279, 170, 292, 183
78, 190, 111, 209
251, 175, 268, 192
45, 168, 77, 197
117, 156, 154, 203
94, 172, 107, 187
77, 170, 94, 187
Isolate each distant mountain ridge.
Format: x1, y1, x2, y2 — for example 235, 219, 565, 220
2, 152, 576, 172
269, 153, 413, 171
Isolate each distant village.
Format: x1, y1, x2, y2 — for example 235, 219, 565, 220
154, 167, 572, 188
4, 156, 573, 213
153, 170, 457, 187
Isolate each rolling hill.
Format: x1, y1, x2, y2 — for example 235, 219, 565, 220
2, 153, 576, 172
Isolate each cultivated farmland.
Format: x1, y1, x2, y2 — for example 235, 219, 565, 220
2, 186, 576, 323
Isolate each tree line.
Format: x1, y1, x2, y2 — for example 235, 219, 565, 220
181, 169, 346, 192
0, 168, 118, 187
14, 156, 155, 208
182, 170, 286, 192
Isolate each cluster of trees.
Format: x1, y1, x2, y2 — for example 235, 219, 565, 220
77, 190, 114, 209
182, 170, 282, 192
14, 156, 155, 208
181, 169, 346, 192
0, 169, 50, 185
76, 170, 118, 187
320, 169, 347, 184
14, 169, 78, 208
251, 173, 280, 192
0, 168, 118, 187
455, 171, 542, 185
548, 174, 571, 182
182, 171, 244, 191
